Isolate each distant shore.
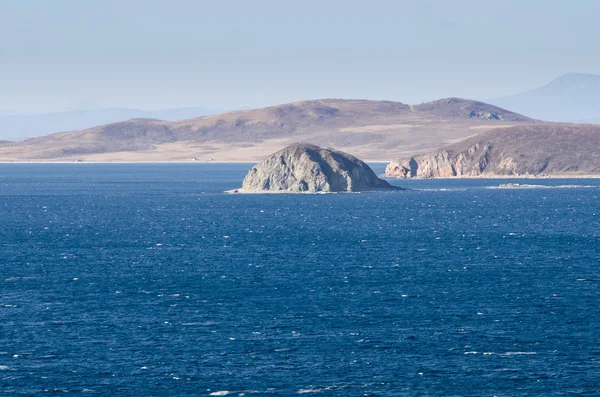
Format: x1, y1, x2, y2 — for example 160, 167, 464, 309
1, 161, 600, 179
0, 160, 391, 164
383, 174, 600, 180
0, 160, 258, 164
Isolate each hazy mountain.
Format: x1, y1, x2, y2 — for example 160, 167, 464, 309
0, 98, 534, 162
490, 73, 600, 123
386, 124, 600, 178
0, 107, 226, 141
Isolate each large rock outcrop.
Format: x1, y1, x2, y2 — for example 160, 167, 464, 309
386, 124, 600, 178
239, 143, 398, 193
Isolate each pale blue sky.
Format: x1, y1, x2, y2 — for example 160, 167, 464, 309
1, 0, 599, 112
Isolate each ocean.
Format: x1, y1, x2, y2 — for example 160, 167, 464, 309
1, 163, 599, 396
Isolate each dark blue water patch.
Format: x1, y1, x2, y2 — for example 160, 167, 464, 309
387, 177, 600, 191
1, 164, 599, 396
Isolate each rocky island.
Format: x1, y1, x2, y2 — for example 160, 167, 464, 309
234, 143, 398, 193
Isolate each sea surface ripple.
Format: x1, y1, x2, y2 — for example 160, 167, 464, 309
1, 164, 599, 395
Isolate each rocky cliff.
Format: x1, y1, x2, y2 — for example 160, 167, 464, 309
240, 143, 398, 193
386, 124, 600, 178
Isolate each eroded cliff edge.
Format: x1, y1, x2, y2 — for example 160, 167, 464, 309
238, 143, 399, 193
386, 125, 600, 178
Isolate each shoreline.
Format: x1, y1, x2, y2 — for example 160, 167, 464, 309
383, 174, 600, 180
0, 160, 258, 164
1, 161, 599, 179
0, 160, 392, 164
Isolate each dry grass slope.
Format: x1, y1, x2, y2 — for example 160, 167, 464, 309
0, 98, 535, 162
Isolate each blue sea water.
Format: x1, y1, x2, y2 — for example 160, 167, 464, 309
1, 163, 599, 396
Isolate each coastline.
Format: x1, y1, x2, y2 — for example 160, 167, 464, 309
383, 174, 600, 179
1, 161, 599, 179
0, 160, 392, 164
0, 160, 258, 164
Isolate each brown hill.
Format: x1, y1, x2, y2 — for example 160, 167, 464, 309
0, 98, 534, 162
385, 124, 600, 178
411, 97, 530, 121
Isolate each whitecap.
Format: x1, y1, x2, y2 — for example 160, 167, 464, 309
209, 392, 230, 396
501, 352, 537, 356
298, 386, 334, 394
298, 389, 319, 394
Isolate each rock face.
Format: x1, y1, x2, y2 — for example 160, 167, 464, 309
386, 124, 600, 178
386, 145, 492, 178
241, 143, 397, 193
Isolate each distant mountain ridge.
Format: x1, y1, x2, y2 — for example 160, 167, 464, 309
0, 107, 226, 141
0, 98, 534, 162
490, 72, 600, 123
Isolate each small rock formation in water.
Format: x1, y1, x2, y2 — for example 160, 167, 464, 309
236, 143, 398, 193
490, 183, 589, 189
